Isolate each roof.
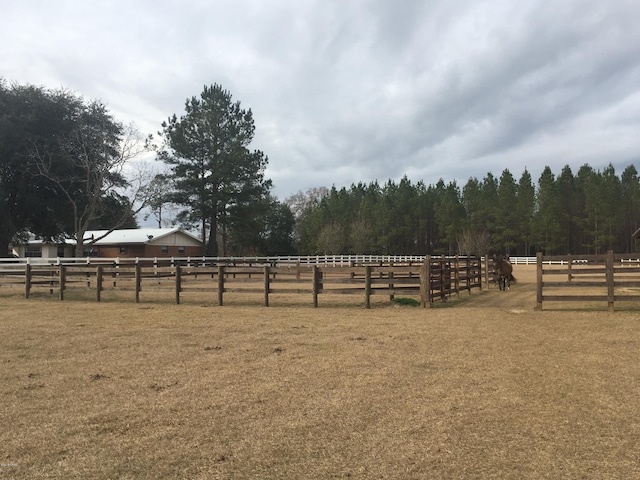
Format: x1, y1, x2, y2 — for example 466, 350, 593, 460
81, 228, 202, 245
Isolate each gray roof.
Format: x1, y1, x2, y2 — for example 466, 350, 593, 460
82, 228, 201, 245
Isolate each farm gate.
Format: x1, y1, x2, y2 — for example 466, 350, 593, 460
536, 250, 640, 311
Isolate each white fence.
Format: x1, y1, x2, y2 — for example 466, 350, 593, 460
1, 254, 429, 267
3, 255, 603, 267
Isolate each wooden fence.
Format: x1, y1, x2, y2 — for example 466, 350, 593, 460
0, 255, 484, 308
536, 251, 640, 311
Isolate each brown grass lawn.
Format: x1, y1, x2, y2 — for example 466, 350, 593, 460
1, 266, 639, 479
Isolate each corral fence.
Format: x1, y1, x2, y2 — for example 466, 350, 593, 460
536, 250, 640, 311
0, 255, 485, 308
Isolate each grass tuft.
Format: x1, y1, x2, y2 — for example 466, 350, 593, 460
392, 297, 421, 306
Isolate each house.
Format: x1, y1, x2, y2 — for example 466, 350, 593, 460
12, 228, 203, 259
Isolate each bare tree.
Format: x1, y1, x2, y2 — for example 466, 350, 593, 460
316, 223, 345, 254
457, 228, 492, 257
349, 216, 374, 254
141, 164, 181, 228
285, 187, 330, 220
31, 98, 151, 256
285, 186, 330, 245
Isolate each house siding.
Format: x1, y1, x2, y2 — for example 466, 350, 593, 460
149, 232, 202, 247
144, 245, 203, 257
97, 245, 147, 258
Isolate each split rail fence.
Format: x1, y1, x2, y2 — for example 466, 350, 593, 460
0, 255, 484, 308
536, 250, 640, 311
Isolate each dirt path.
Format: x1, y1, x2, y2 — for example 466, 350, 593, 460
457, 264, 537, 311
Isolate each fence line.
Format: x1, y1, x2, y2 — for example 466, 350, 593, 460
536, 251, 640, 311
4, 255, 597, 267
2, 254, 429, 267
0, 255, 484, 308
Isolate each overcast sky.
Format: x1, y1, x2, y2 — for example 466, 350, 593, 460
3, 0, 640, 203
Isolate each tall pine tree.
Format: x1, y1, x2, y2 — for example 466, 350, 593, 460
159, 84, 271, 256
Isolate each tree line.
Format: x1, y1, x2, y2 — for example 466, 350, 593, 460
290, 163, 640, 256
2, 79, 639, 258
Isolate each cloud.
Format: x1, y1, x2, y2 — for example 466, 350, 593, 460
3, 0, 640, 201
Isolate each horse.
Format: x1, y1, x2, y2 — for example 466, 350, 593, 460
492, 254, 513, 291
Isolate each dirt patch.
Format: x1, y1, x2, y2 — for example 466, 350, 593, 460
454, 264, 538, 310
1, 273, 639, 479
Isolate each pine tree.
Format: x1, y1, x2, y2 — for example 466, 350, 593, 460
159, 84, 270, 256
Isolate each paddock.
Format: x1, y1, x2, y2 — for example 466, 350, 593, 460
0, 256, 484, 308
1, 269, 638, 479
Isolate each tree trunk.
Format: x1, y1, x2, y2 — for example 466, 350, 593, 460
75, 228, 88, 257
206, 216, 218, 256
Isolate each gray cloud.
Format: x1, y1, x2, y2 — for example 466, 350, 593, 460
3, 0, 640, 201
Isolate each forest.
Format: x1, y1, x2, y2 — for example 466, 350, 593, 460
289, 163, 640, 256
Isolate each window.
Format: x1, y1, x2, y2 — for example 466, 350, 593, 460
119, 246, 128, 255
25, 246, 42, 257
57, 245, 66, 257
178, 246, 185, 255
161, 246, 169, 254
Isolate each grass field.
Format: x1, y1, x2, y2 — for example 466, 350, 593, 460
1, 266, 639, 479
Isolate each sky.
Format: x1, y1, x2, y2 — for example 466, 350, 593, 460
3, 0, 640, 205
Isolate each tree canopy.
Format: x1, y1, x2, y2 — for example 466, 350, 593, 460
292, 164, 640, 256
158, 84, 273, 256
0, 81, 149, 256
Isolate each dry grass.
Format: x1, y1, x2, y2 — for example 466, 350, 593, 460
1, 266, 640, 479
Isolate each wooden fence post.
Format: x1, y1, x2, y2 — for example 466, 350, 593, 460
389, 270, 394, 301
483, 255, 486, 288
465, 257, 471, 294
454, 255, 460, 298
175, 265, 181, 305
135, 263, 141, 303
113, 259, 118, 288
25, 264, 31, 299
535, 252, 543, 311
217, 265, 224, 306
439, 255, 447, 302
484, 254, 490, 288
364, 265, 371, 309
312, 266, 320, 308
96, 265, 103, 302
264, 265, 270, 307
420, 256, 431, 308
59, 265, 65, 301
607, 250, 614, 312
567, 253, 573, 282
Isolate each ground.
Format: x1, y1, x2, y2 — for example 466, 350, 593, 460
1, 265, 639, 479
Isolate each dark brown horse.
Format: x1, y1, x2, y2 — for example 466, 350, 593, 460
492, 254, 513, 291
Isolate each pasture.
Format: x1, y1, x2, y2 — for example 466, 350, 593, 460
1, 266, 639, 479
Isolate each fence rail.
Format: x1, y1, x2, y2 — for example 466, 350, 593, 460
0, 255, 484, 308
4, 254, 595, 267
2, 254, 429, 267
536, 251, 640, 311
